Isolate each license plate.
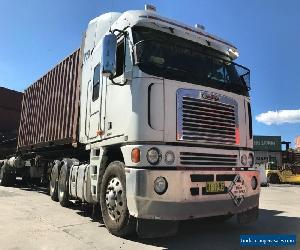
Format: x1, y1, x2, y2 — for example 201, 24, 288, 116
206, 181, 225, 193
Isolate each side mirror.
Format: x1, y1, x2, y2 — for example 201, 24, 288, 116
102, 33, 117, 78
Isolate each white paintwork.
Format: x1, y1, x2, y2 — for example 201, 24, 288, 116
79, 9, 241, 146
74, 7, 256, 220
121, 144, 253, 169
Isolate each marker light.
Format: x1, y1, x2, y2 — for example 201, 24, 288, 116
131, 148, 140, 163
145, 4, 156, 12
228, 48, 239, 58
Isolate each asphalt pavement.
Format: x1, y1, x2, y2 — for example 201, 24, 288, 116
0, 184, 299, 250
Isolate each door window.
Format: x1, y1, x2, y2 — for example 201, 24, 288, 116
92, 64, 101, 101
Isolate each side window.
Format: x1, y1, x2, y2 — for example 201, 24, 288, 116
115, 39, 125, 78
92, 64, 100, 101
247, 102, 253, 139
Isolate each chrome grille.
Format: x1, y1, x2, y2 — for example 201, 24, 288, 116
180, 152, 237, 166
177, 89, 238, 145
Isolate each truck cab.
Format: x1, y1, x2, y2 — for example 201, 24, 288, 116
0, 6, 260, 238
77, 7, 259, 236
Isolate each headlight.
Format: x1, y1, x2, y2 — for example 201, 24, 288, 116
154, 176, 168, 195
248, 153, 254, 167
251, 176, 258, 190
165, 151, 175, 165
241, 154, 247, 166
147, 148, 161, 165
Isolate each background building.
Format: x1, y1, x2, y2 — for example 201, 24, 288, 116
296, 136, 300, 151
253, 135, 282, 167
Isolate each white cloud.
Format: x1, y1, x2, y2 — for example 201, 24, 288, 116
255, 109, 300, 125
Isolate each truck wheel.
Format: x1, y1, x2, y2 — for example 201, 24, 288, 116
50, 160, 60, 201
100, 161, 136, 237
58, 162, 71, 207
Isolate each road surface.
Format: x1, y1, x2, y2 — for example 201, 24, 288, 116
0, 184, 299, 250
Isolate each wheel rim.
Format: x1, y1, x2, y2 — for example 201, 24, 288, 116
58, 172, 65, 198
59, 182, 63, 198
105, 177, 124, 221
50, 171, 56, 195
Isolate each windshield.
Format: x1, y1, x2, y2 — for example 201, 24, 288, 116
132, 27, 250, 96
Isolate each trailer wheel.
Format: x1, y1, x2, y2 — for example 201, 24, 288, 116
50, 160, 60, 201
0, 162, 15, 187
58, 161, 71, 207
100, 161, 136, 237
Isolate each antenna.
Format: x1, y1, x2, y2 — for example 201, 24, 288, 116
109, 0, 115, 33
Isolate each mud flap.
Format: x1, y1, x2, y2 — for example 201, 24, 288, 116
136, 219, 179, 238
237, 206, 259, 224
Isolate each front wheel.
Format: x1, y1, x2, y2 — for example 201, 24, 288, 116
100, 161, 136, 237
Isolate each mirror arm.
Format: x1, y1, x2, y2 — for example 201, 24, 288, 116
111, 26, 130, 37
109, 77, 127, 86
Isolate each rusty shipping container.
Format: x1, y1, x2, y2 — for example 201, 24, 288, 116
17, 49, 81, 150
0, 87, 23, 157
0, 87, 23, 133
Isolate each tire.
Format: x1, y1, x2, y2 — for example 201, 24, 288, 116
58, 160, 72, 207
268, 174, 280, 184
0, 164, 8, 186
100, 161, 136, 237
49, 160, 60, 201
0, 163, 15, 187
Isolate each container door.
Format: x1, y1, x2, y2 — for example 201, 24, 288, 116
88, 62, 105, 140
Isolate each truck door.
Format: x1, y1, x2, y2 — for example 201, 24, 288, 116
88, 62, 106, 140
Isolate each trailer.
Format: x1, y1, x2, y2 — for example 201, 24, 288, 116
0, 87, 23, 158
0, 5, 259, 238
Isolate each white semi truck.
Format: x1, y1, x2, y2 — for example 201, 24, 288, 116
0, 5, 259, 237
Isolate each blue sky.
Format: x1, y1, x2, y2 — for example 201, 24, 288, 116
0, 0, 299, 146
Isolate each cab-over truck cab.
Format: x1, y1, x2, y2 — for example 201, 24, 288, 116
0, 6, 259, 238
76, 6, 259, 237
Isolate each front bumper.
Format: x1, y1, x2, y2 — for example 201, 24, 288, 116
125, 168, 260, 220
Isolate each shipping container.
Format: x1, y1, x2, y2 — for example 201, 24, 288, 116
0, 87, 23, 157
17, 49, 81, 150
0, 87, 23, 133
